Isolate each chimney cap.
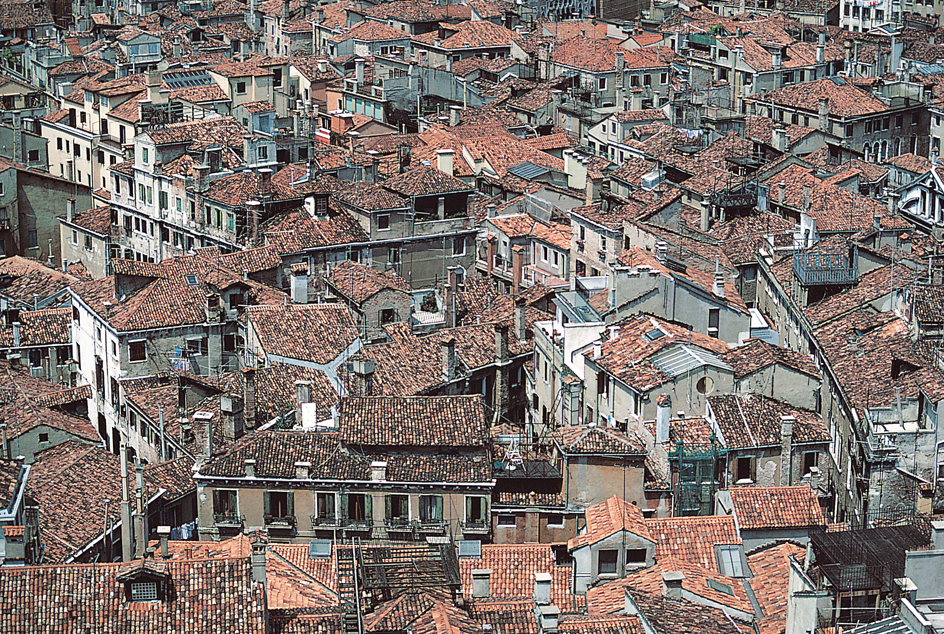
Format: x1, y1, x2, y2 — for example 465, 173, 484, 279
156, 525, 171, 535
662, 571, 685, 583
535, 572, 553, 582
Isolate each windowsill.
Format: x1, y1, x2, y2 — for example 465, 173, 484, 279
734, 478, 754, 485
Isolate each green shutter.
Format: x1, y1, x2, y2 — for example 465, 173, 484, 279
340, 493, 349, 520
365, 494, 373, 523
287, 492, 294, 518
385, 495, 392, 521
465, 496, 472, 521
263, 491, 271, 516
435, 496, 443, 521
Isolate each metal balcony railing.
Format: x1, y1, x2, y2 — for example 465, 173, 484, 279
264, 515, 296, 529
213, 512, 245, 526
793, 244, 858, 286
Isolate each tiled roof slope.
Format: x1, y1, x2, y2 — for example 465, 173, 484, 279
68, 205, 112, 235
382, 164, 473, 197
0, 458, 21, 509
729, 485, 826, 530
328, 260, 412, 304
569, 496, 652, 549
748, 542, 806, 634
553, 425, 646, 455
198, 430, 491, 483
459, 543, 573, 603
0, 556, 265, 632
708, 393, 830, 448
751, 77, 887, 117
0, 364, 98, 443
413, 20, 518, 49
337, 395, 487, 448
646, 515, 741, 573
804, 263, 917, 326
558, 615, 643, 634
721, 338, 819, 380
247, 304, 359, 365
0, 307, 71, 347
0, 256, 78, 305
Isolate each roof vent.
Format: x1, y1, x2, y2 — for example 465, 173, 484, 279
193, 411, 214, 420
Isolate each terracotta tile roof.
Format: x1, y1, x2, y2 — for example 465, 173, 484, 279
885, 152, 932, 174
412, 601, 482, 634
911, 284, 944, 324
458, 543, 573, 603
624, 587, 746, 634
413, 19, 517, 50
559, 615, 643, 634
241, 100, 277, 114
708, 393, 829, 449
569, 496, 652, 549
552, 426, 647, 455
198, 430, 491, 483
366, 0, 464, 22
334, 181, 409, 211
588, 557, 753, 616
0, 256, 78, 305
266, 545, 339, 609
614, 109, 668, 123
68, 204, 112, 235
146, 116, 247, 149
646, 515, 741, 573
209, 60, 275, 78
729, 485, 826, 530
327, 260, 413, 305
2, 525, 23, 538
0, 307, 71, 347
721, 338, 819, 380
337, 395, 487, 448
0, 555, 265, 631
551, 38, 673, 72
328, 19, 409, 43
0, 458, 21, 509
247, 304, 359, 365
217, 245, 281, 275
805, 262, 917, 326
29, 441, 194, 563
455, 278, 555, 328
495, 491, 565, 506
706, 212, 795, 266
0, 363, 97, 444
269, 543, 338, 596
382, 164, 473, 197
747, 542, 805, 634
0, 0, 53, 29
751, 77, 887, 117
263, 208, 369, 254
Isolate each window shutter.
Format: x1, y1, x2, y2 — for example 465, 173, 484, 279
364, 494, 373, 522
465, 496, 472, 521
385, 495, 392, 520
263, 492, 271, 516
287, 492, 294, 517
340, 493, 349, 520
435, 496, 443, 521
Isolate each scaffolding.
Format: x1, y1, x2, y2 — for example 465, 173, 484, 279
669, 439, 725, 517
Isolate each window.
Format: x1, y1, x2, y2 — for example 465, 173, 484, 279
186, 338, 207, 356
452, 236, 465, 257
846, 125, 854, 138
600, 236, 607, 253
579, 225, 586, 241
264, 490, 294, 522
258, 145, 268, 160
598, 77, 607, 91
736, 457, 754, 483
130, 582, 158, 602
315, 492, 336, 521
381, 308, 396, 324
213, 489, 238, 520
386, 494, 409, 525
85, 235, 92, 251
159, 191, 167, 210
708, 308, 720, 338
466, 496, 487, 525
497, 514, 516, 527
56, 137, 62, 151
142, 148, 148, 163
342, 492, 370, 523
419, 495, 443, 523
38, 432, 48, 443
388, 247, 401, 263
28, 149, 39, 162
626, 549, 647, 564
546, 513, 564, 527
27, 230, 37, 249
236, 81, 247, 94
598, 549, 618, 575
129, 340, 146, 362
896, 114, 903, 128
803, 452, 818, 475
71, 230, 78, 245
660, 72, 668, 84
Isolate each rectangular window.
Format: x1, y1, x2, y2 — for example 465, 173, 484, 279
146, 187, 153, 205
386, 494, 410, 525
57, 137, 62, 150
342, 492, 370, 523
546, 513, 564, 527
159, 191, 168, 210
27, 230, 37, 249
138, 183, 145, 200
315, 492, 336, 521
708, 308, 720, 338
377, 214, 390, 231
129, 340, 146, 362
71, 229, 78, 245
419, 495, 443, 523
388, 247, 401, 263
213, 489, 238, 521
466, 496, 487, 525
264, 490, 294, 522
142, 148, 149, 163
130, 582, 158, 602
626, 549, 647, 564
258, 145, 268, 160
186, 338, 207, 356
236, 81, 247, 94
598, 77, 607, 91
497, 514, 516, 527
736, 457, 754, 483
452, 236, 465, 257
598, 549, 618, 575
803, 452, 818, 475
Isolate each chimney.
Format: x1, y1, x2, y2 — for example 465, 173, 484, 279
585, 173, 602, 205
514, 296, 526, 340
437, 148, 454, 175
370, 460, 387, 481
802, 184, 811, 211
888, 191, 900, 215
173, 35, 181, 58
295, 380, 311, 409
317, 7, 324, 23
12, 322, 20, 348
713, 272, 725, 298
564, 150, 587, 191
355, 58, 365, 86
662, 571, 684, 600
196, 412, 213, 459
511, 245, 524, 295
220, 394, 244, 443
816, 32, 825, 64
445, 266, 458, 328
537, 605, 560, 633
486, 203, 496, 219
772, 128, 786, 153
486, 235, 497, 277
780, 415, 794, 486
778, 182, 785, 205
818, 97, 829, 133
66, 197, 76, 222
471, 569, 492, 598
146, 70, 165, 105
441, 336, 457, 381
0, 423, 8, 460
873, 214, 882, 230
534, 572, 552, 605
194, 164, 209, 192
844, 39, 852, 63
932, 520, 944, 550
352, 357, 375, 397
282, 0, 290, 19
449, 105, 462, 126
157, 525, 170, 559
242, 367, 257, 429
494, 324, 509, 363
244, 458, 256, 478
251, 538, 266, 585
259, 168, 273, 196
291, 262, 308, 304
295, 461, 310, 480
655, 241, 667, 263
656, 394, 671, 443
317, 58, 327, 73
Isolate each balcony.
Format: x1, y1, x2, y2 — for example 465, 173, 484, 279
415, 520, 446, 534
265, 515, 296, 531
460, 520, 490, 535
793, 244, 858, 286
341, 517, 373, 532
385, 516, 412, 530
310, 515, 341, 529
213, 512, 245, 527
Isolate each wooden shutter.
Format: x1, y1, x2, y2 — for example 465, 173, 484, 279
287, 492, 294, 518
340, 493, 349, 520
263, 491, 271, 516
435, 495, 443, 521
364, 494, 373, 523
385, 495, 392, 521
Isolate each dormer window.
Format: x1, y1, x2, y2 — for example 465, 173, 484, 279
130, 582, 158, 602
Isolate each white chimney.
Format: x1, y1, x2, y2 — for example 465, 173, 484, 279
656, 394, 670, 444
370, 460, 387, 481
472, 569, 492, 598
662, 571, 684, 600
564, 150, 587, 191
355, 58, 365, 86
534, 572, 552, 604
437, 148, 454, 175
244, 459, 256, 478
713, 272, 725, 298
295, 461, 310, 480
